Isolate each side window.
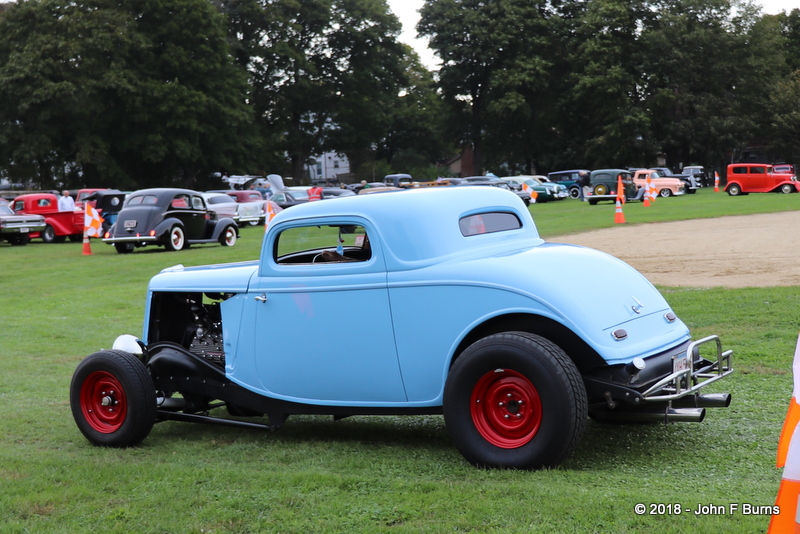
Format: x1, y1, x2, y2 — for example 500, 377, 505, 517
732, 167, 746, 175
460, 212, 522, 237
192, 196, 205, 210
171, 195, 190, 209
276, 224, 372, 264
750, 167, 765, 174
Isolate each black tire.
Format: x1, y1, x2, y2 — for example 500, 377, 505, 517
727, 184, 741, 196
219, 225, 237, 247
70, 350, 157, 447
8, 234, 30, 246
686, 187, 696, 194
68, 234, 83, 242
443, 332, 587, 469
568, 186, 581, 199
247, 220, 260, 227
165, 225, 185, 251
41, 225, 56, 243
659, 188, 672, 198
781, 184, 794, 194
593, 184, 608, 196
115, 243, 134, 254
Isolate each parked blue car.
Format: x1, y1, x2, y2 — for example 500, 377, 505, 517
70, 186, 732, 469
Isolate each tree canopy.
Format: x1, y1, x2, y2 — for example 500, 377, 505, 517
0, 0, 797, 188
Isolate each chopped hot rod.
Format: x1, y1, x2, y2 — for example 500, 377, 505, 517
70, 186, 732, 469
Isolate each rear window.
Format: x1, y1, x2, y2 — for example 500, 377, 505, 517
126, 194, 159, 206
459, 212, 522, 237
732, 167, 747, 174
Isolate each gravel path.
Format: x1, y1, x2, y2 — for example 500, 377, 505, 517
554, 211, 800, 288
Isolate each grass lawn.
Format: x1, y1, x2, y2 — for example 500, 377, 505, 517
1, 187, 798, 533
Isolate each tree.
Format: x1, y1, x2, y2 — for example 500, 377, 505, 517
239, 0, 409, 181
418, 0, 555, 175
0, 0, 256, 189
638, 0, 785, 172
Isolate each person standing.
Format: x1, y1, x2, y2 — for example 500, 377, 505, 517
58, 190, 75, 211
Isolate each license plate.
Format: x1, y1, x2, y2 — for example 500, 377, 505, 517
673, 354, 691, 374
20, 227, 28, 233
124, 220, 137, 228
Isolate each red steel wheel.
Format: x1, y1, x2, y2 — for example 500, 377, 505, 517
79, 370, 128, 433
70, 350, 156, 447
444, 332, 587, 469
470, 369, 542, 448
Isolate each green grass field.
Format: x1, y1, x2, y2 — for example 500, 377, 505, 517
2, 187, 799, 533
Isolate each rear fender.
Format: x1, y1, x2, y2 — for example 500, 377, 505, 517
210, 218, 238, 240
154, 218, 184, 239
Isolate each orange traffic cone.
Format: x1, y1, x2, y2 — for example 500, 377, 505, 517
714, 172, 720, 192
643, 194, 650, 208
82, 233, 92, 255
614, 199, 626, 224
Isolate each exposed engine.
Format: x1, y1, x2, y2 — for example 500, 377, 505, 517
149, 291, 233, 369
187, 297, 225, 368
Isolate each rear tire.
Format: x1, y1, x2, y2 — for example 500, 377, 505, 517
70, 350, 156, 447
165, 225, 185, 251
115, 243, 134, 254
593, 184, 608, 196
41, 225, 56, 243
443, 332, 587, 469
727, 184, 741, 196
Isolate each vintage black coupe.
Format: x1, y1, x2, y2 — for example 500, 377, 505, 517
103, 188, 238, 253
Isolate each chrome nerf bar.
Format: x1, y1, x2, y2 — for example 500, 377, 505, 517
641, 335, 733, 403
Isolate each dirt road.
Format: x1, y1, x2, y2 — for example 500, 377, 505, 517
555, 211, 800, 288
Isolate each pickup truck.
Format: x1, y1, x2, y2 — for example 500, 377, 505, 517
11, 193, 84, 243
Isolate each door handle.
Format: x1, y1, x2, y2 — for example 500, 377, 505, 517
254, 294, 268, 303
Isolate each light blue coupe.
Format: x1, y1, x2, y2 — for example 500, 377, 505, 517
70, 186, 732, 469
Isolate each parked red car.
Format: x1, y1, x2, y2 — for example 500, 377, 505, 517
11, 193, 84, 242
725, 164, 800, 196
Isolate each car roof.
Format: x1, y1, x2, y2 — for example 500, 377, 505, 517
267, 186, 541, 265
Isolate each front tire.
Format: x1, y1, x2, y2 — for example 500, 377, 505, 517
219, 225, 237, 247
568, 186, 581, 199
727, 184, 741, 196
165, 225, 185, 251
781, 184, 794, 194
70, 350, 157, 447
443, 332, 587, 469
659, 188, 672, 198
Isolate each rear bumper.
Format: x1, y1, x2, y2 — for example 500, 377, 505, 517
584, 335, 733, 421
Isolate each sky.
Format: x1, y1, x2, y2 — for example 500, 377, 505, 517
386, 0, 799, 71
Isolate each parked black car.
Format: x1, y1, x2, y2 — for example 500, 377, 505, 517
270, 189, 310, 209
103, 188, 238, 253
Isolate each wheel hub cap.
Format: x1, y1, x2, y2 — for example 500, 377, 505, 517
80, 371, 127, 433
470, 368, 542, 448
